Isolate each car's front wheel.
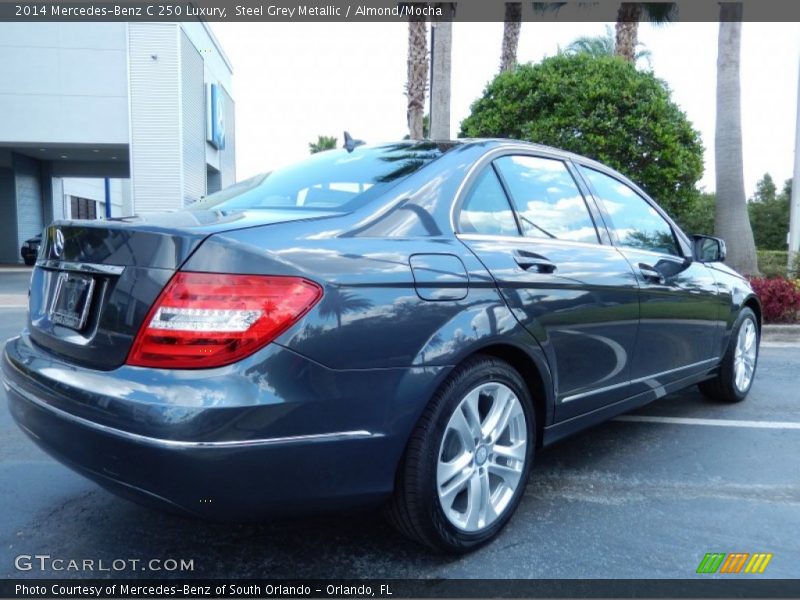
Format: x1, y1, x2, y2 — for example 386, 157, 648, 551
385, 355, 535, 553
699, 307, 759, 403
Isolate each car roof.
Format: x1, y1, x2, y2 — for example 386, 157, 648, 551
428, 138, 597, 165
446, 137, 643, 188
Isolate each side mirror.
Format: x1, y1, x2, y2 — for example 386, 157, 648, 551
692, 235, 726, 263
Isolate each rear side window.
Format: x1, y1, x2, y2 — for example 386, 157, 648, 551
580, 166, 680, 256
194, 142, 447, 212
494, 156, 599, 244
458, 168, 520, 237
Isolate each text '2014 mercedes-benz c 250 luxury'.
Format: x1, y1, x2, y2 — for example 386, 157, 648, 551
3, 140, 760, 553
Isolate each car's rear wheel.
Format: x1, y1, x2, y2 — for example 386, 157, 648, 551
699, 307, 759, 403
385, 355, 535, 553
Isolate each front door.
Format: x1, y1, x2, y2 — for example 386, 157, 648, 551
577, 165, 723, 393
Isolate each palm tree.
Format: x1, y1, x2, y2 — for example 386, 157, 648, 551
500, 3, 572, 73
715, 2, 758, 274
319, 288, 374, 328
402, 115, 430, 140
499, 3, 522, 73
406, 15, 429, 140
615, 2, 675, 63
615, 2, 641, 62
564, 25, 651, 65
308, 135, 337, 154
430, 3, 454, 139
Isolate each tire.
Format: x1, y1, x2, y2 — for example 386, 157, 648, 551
699, 307, 759, 403
384, 355, 536, 553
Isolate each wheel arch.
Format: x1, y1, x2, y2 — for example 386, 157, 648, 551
458, 342, 553, 448
743, 294, 762, 332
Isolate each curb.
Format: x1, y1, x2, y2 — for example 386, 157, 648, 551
762, 324, 800, 344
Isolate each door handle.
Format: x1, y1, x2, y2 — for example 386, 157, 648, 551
638, 263, 665, 285
513, 251, 557, 273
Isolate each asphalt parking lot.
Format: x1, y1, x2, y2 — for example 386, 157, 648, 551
1, 269, 798, 580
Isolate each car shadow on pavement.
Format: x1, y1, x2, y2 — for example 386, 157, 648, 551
8, 386, 769, 579
7, 415, 639, 580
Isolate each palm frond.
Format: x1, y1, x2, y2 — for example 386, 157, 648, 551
563, 24, 652, 68
563, 27, 615, 58
641, 2, 678, 24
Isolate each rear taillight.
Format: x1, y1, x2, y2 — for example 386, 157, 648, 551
126, 272, 322, 369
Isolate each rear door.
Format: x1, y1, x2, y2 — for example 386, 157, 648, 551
456, 152, 640, 421
576, 165, 723, 391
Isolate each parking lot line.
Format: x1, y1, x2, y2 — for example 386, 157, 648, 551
614, 415, 800, 430
0, 294, 27, 308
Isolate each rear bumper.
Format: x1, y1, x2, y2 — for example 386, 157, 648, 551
3, 333, 447, 519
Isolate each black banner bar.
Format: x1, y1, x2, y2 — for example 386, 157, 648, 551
2, 579, 800, 599
0, 0, 799, 22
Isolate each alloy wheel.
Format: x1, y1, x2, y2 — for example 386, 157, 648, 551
436, 382, 527, 532
734, 318, 757, 392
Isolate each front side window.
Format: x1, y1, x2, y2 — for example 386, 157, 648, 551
194, 142, 448, 212
458, 167, 520, 237
580, 166, 680, 257
494, 155, 599, 244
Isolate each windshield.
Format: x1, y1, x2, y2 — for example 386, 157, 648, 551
194, 142, 449, 212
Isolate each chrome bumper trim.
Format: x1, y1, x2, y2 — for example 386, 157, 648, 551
2, 375, 377, 450
37, 260, 125, 276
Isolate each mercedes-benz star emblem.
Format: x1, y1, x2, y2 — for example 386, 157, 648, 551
52, 229, 64, 259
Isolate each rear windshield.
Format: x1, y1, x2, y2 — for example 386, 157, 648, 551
194, 142, 448, 212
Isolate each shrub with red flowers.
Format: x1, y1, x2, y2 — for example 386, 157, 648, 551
749, 277, 800, 323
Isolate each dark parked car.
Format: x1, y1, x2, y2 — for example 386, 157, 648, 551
20, 234, 41, 266
2, 140, 760, 552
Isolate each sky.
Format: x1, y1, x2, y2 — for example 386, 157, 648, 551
211, 21, 799, 197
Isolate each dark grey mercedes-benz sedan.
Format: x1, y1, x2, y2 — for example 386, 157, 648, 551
2, 140, 760, 553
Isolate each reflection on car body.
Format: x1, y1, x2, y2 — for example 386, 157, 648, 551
2, 139, 761, 553
20, 234, 41, 266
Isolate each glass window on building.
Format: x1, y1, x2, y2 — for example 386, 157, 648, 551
70, 197, 98, 220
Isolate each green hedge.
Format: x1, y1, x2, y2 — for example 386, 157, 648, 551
758, 251, 788, 278
757, 251, 800, 279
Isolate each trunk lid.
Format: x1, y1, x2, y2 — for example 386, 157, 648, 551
27, 209, 336, 370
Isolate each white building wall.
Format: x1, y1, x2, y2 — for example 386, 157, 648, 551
180, 22, 233, 94
127, 23, 234, 212
127, 23, 182, 212
14, 155, 43, 247
0, 23, 129, 145
181, 31, 206, 205
181, 22, 235, 187
220, 88, 236, 188
50, 177, 66, 222
0, 21, 234, 262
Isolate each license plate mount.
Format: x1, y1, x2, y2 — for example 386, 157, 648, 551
49, 272, 95, 331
